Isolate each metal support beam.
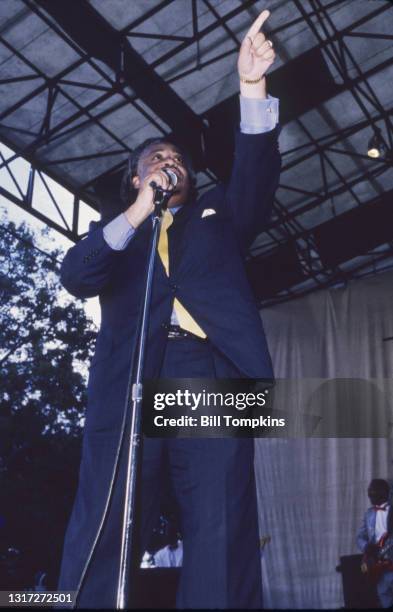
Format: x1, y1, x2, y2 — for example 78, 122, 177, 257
34, 0, 205, 167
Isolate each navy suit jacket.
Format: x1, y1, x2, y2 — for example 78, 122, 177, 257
58, 127, 281, 597
61, 127, 281, 434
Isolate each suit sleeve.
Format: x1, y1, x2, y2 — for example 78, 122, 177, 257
222, 126, 281, 250
356, 511, 370, 552
60, 221, 125, 298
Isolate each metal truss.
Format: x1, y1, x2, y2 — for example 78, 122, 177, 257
260, 0, 393, 306
0, 0, 392, 302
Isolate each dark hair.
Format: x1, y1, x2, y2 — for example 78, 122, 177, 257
369, 479, 390, 494
120, 137, 197, 207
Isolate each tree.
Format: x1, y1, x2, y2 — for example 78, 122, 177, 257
0, 211, 97, 587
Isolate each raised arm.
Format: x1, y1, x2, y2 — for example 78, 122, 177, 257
238, 9, 275, 102
224, 9, 281, 249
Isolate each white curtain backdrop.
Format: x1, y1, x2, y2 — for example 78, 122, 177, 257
256, 269, 393, 609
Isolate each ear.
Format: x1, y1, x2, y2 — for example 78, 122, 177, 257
132, 175, 140, 190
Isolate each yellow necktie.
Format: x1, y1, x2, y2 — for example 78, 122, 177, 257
158, 210, 206, 338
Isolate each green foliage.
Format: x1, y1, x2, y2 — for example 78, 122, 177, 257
0, 219, 96, 436
0, 213, 97, 587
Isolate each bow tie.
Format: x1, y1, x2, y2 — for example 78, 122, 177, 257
373, 505, 388, 511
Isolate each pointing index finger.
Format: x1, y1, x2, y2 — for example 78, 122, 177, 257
244, 9, 270, 42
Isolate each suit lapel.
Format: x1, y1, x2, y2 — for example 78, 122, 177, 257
167, 201, 196, 273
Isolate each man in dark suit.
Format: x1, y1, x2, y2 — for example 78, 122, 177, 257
58, 9, 281, 609
357, 479, 393, 608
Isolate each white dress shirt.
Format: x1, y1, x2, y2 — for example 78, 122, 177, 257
375, 503, 389, 542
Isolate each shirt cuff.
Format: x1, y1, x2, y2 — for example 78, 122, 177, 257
103, 213, 136, 250
240, 94, 279, 134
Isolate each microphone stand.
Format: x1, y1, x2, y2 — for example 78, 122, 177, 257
116, 185, 172, 609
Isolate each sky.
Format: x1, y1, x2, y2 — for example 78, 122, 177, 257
0, 141, 102, 327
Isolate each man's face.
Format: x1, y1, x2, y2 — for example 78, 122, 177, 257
132, 142, 191, 208
368, 483, 388, 506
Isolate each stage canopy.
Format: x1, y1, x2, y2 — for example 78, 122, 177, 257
0, 0, 392, 304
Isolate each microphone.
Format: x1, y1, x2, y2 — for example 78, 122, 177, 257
150, 168, 178, 192
162, 168, 178, 189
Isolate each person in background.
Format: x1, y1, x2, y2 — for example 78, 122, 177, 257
357, 479, 393, 608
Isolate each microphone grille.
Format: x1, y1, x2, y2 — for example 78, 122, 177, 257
163, 168, 178, 187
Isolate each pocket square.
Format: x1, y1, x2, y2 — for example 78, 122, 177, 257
201, 208, 216, 218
